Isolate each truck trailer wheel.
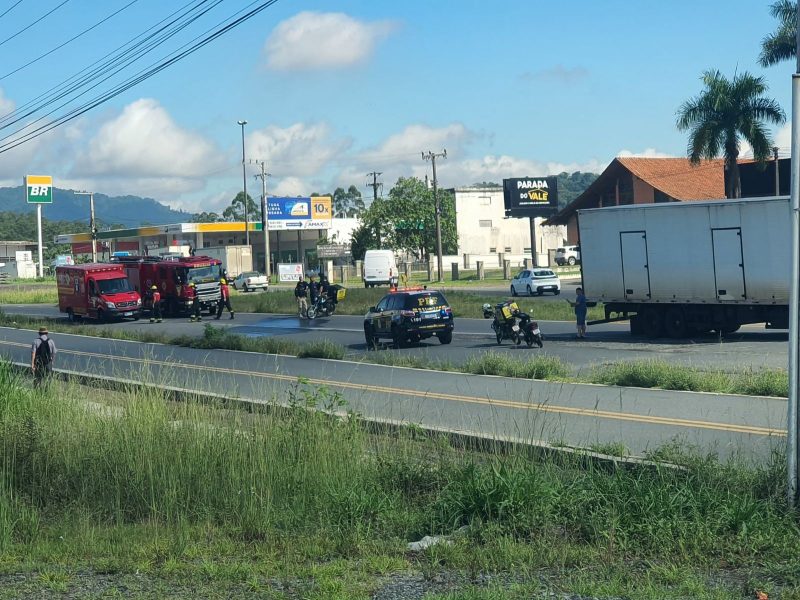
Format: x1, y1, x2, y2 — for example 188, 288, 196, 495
629, 315, 644, 336
640, 308, 664, 338
664, 307, 688, 339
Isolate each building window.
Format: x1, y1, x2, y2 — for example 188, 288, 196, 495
203, 242, 210, 248
489, 247, 497, 253
479, 196, 492, 206
479, 219, 492, 228
523, 247, 531, 253
504, 246, 512, 253
654, 189, 673, 203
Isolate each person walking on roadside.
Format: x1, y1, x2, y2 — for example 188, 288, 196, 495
189, 282, 202, 322
567, 287, 588, 339
294, 276, 309, 318
148, 285, 162, 323
31, 326, 56, 388
215, 278, 234, 320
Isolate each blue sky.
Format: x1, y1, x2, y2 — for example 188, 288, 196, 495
0, 0, 792, 213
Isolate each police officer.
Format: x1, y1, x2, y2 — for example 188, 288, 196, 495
215, 278, 234, 320
148, 285, 162, 323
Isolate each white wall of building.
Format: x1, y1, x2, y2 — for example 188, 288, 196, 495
454, 188, 566, 262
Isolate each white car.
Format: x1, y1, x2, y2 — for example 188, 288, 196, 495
510, 269, 561, 296
232, 271, 268, 292
555, 245, 580, 266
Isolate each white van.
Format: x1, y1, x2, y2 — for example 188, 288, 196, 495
363, 250, 398, 288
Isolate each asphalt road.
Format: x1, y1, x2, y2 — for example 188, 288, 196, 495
0, 325, 785, 462
2, 303, 789, 372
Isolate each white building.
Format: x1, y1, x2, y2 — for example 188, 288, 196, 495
454, 187, 567, 268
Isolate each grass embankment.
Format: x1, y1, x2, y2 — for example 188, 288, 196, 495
0, 312, 789, 397
0, 282, 602, 321
0, 362, 797, 598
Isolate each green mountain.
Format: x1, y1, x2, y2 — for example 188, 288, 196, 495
0, 187, 192, 228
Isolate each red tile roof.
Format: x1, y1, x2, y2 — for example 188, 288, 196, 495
616, 157, 724, 200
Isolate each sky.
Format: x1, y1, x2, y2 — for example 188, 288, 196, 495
0, 0, 794, 215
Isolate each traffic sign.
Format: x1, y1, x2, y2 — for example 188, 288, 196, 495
25, 175, 53, 204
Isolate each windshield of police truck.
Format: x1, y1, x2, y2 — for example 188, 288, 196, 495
96, 277, 132, 294
179, 264, 221, 284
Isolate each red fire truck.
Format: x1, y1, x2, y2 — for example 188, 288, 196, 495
112, 255, 222, 316
56, 264, 142, 322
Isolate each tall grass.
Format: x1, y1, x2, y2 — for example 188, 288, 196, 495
1, 360, 799, 569
462, 351, 570, 380
589, 360, 788, 398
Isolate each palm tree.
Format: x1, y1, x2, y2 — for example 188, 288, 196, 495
759, 0, 796, 67
676, 70, 785, 198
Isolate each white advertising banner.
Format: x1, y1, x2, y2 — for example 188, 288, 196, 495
278, 263, 304, 282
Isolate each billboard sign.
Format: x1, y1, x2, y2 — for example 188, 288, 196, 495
25, 175, 53, 204
317, 244, 351, 258
503, 177, 558, 217
268, 196, 331, 230
278, 263, 304, 282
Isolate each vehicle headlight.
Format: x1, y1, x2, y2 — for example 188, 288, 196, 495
106, 302, 116, 308
136, 298, 142, 304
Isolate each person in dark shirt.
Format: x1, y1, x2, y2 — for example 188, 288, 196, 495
294, 277, 309, 318
567, 287, 588, 338
31, 327, 56, 388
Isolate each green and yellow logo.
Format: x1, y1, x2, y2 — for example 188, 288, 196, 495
25, 175, 53, 204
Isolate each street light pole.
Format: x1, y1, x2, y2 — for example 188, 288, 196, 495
422, 149, 447, 282
75, 191, 97, 262
238, 120, 249, 246
787, 0, 800, 508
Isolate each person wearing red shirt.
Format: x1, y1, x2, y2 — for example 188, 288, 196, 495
215, 278, 234, 320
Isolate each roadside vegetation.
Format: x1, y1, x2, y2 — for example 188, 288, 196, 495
0, 362, 797, 598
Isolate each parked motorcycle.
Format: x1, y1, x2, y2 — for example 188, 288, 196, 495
307, 285, 346, 319
518, 311, 544, 348
491, 301, 522, 345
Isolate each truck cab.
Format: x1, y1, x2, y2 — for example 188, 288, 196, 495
56, 264, 142, 322
112, 255, 222, 316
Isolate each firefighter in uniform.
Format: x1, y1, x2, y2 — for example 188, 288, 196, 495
215, 278, 234, 319
148, 285, 162, 323
189, 282, 202, 322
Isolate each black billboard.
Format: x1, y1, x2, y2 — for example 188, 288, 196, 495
503, 177, 559, 218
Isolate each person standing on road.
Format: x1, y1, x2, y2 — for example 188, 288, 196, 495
215, 278, 234, 320
31, 326, 56, 388
567, 287, 587, 338
309, 275, 320, 305
148, 285, 162, 323
189, 282, 202, 322
294, 277, 309, 318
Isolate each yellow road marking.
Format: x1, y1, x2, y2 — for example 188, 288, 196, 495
0, 339, 785, 437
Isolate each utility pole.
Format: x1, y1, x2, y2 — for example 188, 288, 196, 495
75, 191, 97, 262
251, 159, 271, 279
237, 120, 249, 246
366, 171, 383, 249
366, 171, 382, 202
422, 150, 446, 282
774, 146, 781, 196
787, 0, 800, 508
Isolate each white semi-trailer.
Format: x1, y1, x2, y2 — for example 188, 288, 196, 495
578, 196, 789, 338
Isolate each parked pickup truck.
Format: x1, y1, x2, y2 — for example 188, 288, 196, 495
232, 271, 269, 292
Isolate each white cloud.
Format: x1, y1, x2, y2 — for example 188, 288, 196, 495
616, 148, 674, 158
74, 99, 223, 178
247, 121, 351, 177
271, 176, 307, 196
265, 11, 396, 71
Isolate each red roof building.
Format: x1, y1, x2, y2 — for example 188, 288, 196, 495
546, 157, 725, 242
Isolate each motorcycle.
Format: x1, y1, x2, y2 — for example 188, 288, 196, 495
517, 311, 544, 348
306, 294, 336, 319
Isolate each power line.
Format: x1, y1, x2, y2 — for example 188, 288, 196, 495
0, 0, 217, 131
0, 0, 25, 21
0, 0, 71, 48
0, 0, 140, 82
0, 0, 282, 155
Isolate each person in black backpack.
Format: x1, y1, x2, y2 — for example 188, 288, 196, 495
31, 326, 56, 388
